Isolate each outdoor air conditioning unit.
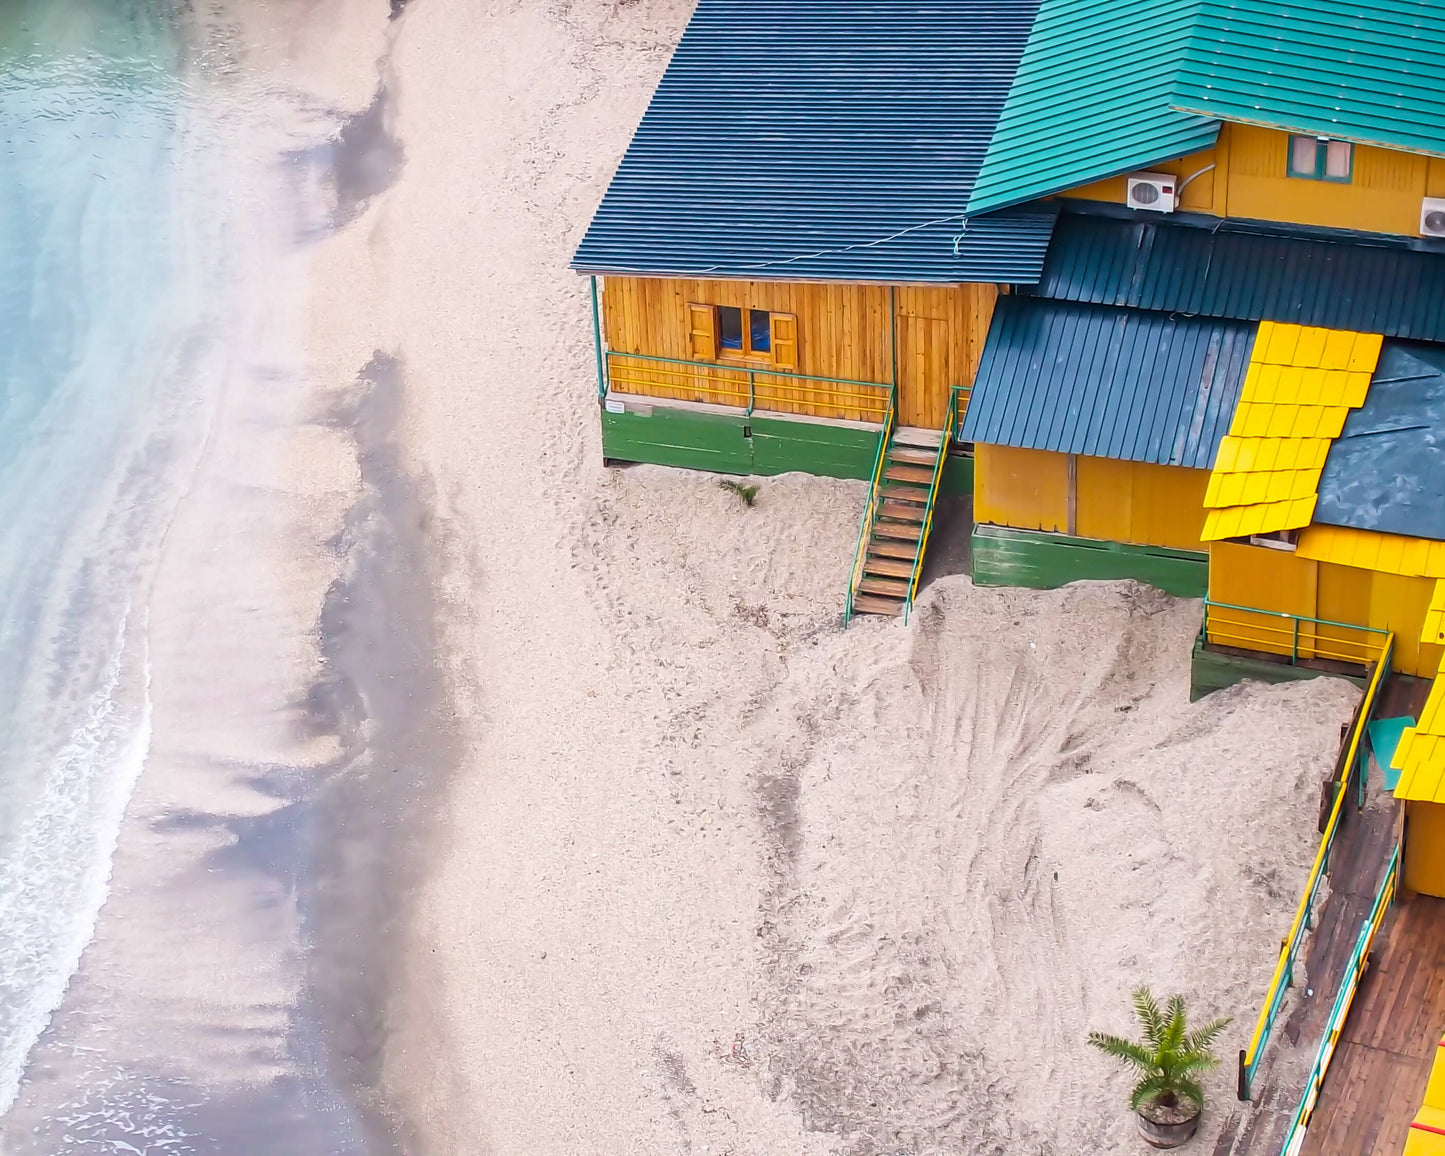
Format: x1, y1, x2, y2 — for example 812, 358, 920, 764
1421, 197, 1445, 238
1126, 172, 1177, 213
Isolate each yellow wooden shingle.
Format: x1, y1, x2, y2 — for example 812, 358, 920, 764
1298, 526, 1445, 579
1201, 323, 1384, 542
1394, 653, 1445, 803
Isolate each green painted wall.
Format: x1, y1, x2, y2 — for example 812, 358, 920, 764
1190, 636, 1366, 701
940, 453, 974, 497
971, 524, 1209, 598
603, 403, 875, 480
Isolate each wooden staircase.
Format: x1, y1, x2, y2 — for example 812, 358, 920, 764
848, 425, 946, 618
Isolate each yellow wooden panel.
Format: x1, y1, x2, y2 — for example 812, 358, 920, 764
1299, 525, 1445, 578
1129, 462, 1209, 549
1074, 455, 1131, 544
1422, 581, 1445, 646
1405, 801, 1445, 898
974, 444, 1070, 533
1368, 570, 1440, 677
1060, 145, 1219, 212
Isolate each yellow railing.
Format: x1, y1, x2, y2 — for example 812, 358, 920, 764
1203, 599, 1388, 668
604, 351, 891, 423
1236, 629, 1394, 1101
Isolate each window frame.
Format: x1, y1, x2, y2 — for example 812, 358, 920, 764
715, 305, 775, 362
1286, 135, 1354, 184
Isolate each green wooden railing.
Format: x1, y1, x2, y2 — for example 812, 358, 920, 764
1278, 842, 1400, 1155
1203, 598, 1390, 669
1237, 628, 1394, 1102
603, 351, 891, 422
843, 387, 897, 625
902, 386, 962, 622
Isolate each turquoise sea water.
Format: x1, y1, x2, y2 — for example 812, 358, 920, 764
0, 0, 226, 1122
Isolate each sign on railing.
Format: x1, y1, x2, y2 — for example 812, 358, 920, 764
1236, 631, 1394, 1102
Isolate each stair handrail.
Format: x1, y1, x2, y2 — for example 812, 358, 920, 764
1237, 629, 1394, 1102
902, 386, 960, 622
844, 386, 896, 625
1277, 841, 1400, 1156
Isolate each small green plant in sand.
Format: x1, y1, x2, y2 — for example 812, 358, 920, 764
719, 479, 759, 507
1088, 987, 1230, 1119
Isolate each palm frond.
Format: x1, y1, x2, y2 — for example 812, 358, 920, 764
1185, 1017, 1232, 1057
1133, 987, 1165, 1048
1174, 1075, 1206, 1112
1129, 1072, 1168, 1112
1162, 994, 1188, 1056
1087, 1032, 1156, 1072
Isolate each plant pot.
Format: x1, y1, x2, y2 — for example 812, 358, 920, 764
1136, 1098, 1201, 1148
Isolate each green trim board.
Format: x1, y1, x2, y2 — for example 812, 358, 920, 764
1190, 636, 1367, 701
601, 402, 881, 480
970, 524, 1208, 597
966, 0, 1218, 216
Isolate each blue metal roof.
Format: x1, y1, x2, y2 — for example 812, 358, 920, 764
571, 0, 1058, 284
1033, 209, 1445, 342
960, 296, 1254, 468
1316, 341, 1445, 541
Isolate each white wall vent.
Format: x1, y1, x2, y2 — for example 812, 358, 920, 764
1126, 172, 1177, 213
1421, 197, 1445, 238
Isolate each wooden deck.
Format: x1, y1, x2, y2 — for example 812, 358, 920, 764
1214, 674, 1429, 1155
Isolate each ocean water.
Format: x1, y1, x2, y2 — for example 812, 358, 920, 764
0, 0, 227, 1123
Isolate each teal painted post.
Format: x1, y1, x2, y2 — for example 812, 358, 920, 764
1292, 617, 1300, 665
590, 276, 606, 402
748, 371, 755, 416
889, 286, 898, 394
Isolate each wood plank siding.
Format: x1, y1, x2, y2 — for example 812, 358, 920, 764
1065, 123, 1445, 237
600, 277, 998, 429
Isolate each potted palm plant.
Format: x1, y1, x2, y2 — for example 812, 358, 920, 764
1087, 987, 1231, 1149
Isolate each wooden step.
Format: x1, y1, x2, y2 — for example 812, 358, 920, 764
852, 593, 905, 617
889, 446, 938, 467
880, 483, 928, 503
868, 537, 919, 560
884, 464, 936, 485
893, 425, 944, 448
864, 556, 915, 579
859, 575, 909, 598
879, 499, 925, 523
873, 519, 923, 541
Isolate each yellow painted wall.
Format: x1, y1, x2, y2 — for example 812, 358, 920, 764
973, 444, 1069, 532
975, 449, 1208, 548
1062, 123, 1445, 237
1206, 543, 1442, 675
601, 277, 997, 428
1406, 800, 1445, 898
1075, 458, 1209, 550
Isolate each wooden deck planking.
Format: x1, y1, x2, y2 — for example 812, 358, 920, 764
1216, 673, 1431, 1155
1298, 894, 1445, 1154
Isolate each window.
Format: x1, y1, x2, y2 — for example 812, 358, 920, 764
687, 303, 798, 369
1288, 135, 1353, 182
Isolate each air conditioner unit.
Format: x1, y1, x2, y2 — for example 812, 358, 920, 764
1421, 197, 1445, 238
1126, 172, 1177, 213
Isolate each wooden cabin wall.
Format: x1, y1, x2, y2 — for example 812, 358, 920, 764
973, 444, 1070, 532
1075, 458, 1209, 551
600, 276, 998, 428
1207, 541, 1442, 676
1405, 801, 1445, 897
975, 448, 1209, 550
1063, 123, 1445, 236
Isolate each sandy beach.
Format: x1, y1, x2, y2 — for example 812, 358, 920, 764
0, 0, 1362, 1151
291, 2, 1365, 1153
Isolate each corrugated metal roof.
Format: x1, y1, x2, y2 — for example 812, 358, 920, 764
959, 296, 1253, 468
965, 0, 1219, 217
1172, 0, 1445, 159
1034, 210, 1445, 342
1315, 341, 1445, 541
571, 0, 1059, 284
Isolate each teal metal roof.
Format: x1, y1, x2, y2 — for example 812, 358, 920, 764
959, 296, 1253, 467
1171, 0, 1445, 158
965, 0, 1219, 217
